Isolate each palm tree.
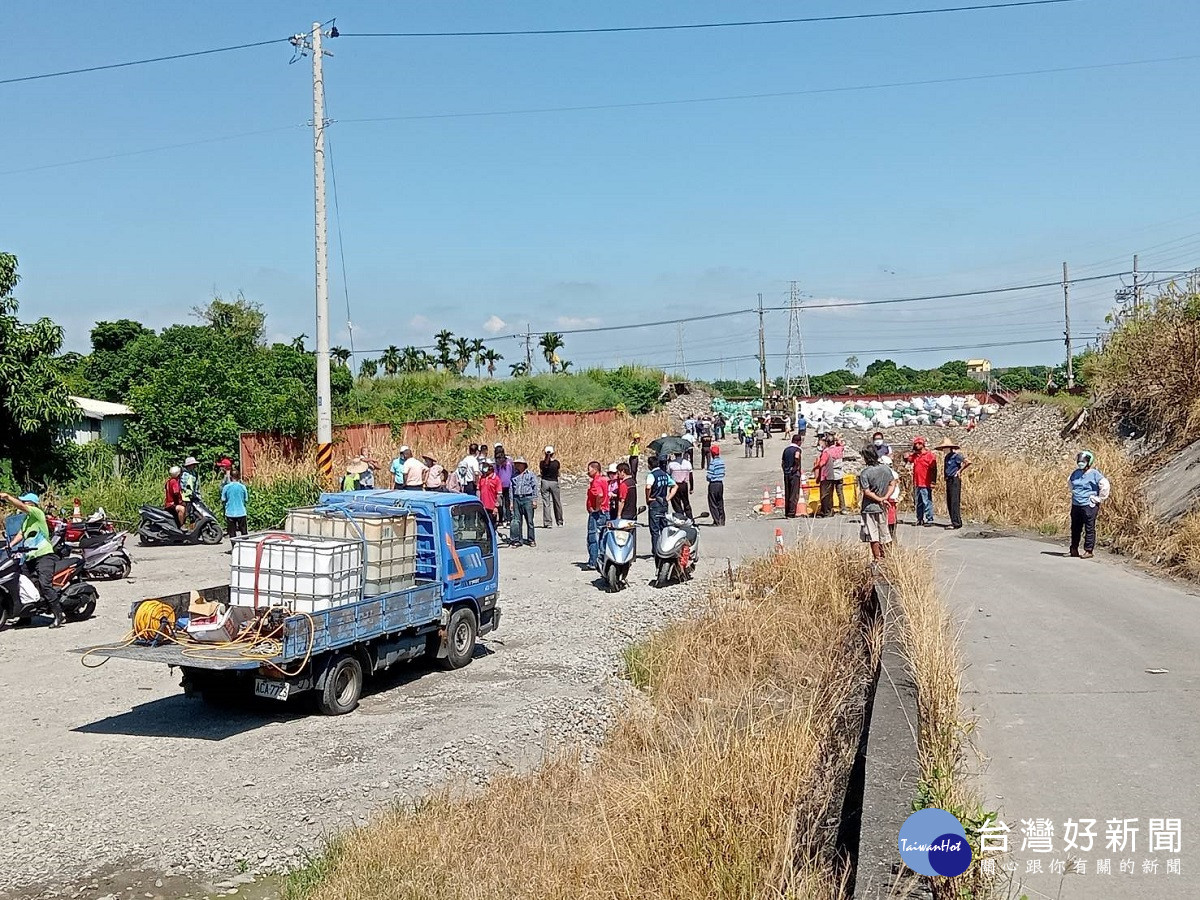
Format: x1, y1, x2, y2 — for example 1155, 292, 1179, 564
290, 334, 308, 353
509, 361, 529, 377
453, 336, 472, 374
380, 345, 402, 376
400, 345, 425, 373
470, 338, 487, 377
434, 329, 454, 362
358, 358, 378, 379
539, 332, 565, 374
330, 346, 351, 368
482, 348, 504, 378
559, 359, 573, 374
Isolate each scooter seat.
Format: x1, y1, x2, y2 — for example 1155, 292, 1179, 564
53, 556, 82, 574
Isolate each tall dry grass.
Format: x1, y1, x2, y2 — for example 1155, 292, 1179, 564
251, 413, 671, 484
956, 436, 1200, 579
287, 543, 878, 900
882, 547, 997, 900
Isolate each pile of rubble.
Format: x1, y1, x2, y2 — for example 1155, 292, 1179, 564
960, 402, 1081, 462
661, 381, 715, 423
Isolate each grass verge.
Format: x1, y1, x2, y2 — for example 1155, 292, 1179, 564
285, 542, 878, 900
883, 547, 998, 900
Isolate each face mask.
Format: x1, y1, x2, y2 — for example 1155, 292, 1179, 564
873, 439, 883, 447
1076, 461, 1088, 470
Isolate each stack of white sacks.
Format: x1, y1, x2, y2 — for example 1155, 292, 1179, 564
799, 395, 1000, 433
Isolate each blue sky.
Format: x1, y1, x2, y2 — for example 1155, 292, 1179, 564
4, 0, 1199, 380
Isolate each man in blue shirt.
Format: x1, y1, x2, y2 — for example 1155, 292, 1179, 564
936, 440, 971, 529
706, 444, 726, 526
508, 458, 539, 547
220, 468, 249, 538
1069, 451, 1109, 558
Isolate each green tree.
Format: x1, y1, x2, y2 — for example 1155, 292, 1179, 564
0, 253, 77, 483
91, 319, 152, 353
844, 355, 860, 374
482, 348, 503, 378
539, 332, 565, 373
330, 346, 351, 368
358, 358, 378, 379
470, 338, 487, 377
290, 334, 308, 353
380, 346, 401, 376
509, 361, 530, 377
452, 336, 472, 374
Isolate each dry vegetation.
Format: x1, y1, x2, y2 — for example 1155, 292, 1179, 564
883, 548, 996, 900
251, 413, 672, 484
956, 436, 1200, 580
287, 543, 881, 900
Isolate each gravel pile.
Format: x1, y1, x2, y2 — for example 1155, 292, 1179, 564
662, 383, 715, 423
960, 402, 1081, 462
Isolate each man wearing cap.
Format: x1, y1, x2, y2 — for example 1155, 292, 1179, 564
1, 491, 66, 626
539, 447, 563, 527
401, 447, 428, 490
180, 455, 200, 522
782, 433, 804, 519
706, 444, 726, 526
509, 457, 538, 546
905, 437, 938, 527
936, 440, 970, 529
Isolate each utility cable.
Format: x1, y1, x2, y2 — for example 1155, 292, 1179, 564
0, 37, 292, 86
340, 1, 1083, 38
326, 134, 356, 363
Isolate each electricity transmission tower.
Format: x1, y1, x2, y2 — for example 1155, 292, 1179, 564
674, 323, 686, 377
782, 281, 811, 397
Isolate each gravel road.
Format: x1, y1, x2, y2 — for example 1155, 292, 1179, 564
0, 441, 851, 900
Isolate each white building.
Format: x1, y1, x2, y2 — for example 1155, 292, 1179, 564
67, 396, 135, 446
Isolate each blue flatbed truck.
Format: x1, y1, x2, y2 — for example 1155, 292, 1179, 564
76, 491, 501, 715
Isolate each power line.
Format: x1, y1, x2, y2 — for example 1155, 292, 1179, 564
0, 37, 291, 86
338, 53, 1200, 127
340, 1, 1082, 38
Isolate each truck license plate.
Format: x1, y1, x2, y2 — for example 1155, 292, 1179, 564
254, 679, 289, 701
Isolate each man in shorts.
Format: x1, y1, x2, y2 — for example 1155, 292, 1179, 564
858, 446, 898, 560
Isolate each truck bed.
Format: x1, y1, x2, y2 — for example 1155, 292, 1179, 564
75, 581, 446, 671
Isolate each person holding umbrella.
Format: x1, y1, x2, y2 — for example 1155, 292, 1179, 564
935, 440, 971, 529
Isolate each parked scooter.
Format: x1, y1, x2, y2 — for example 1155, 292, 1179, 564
651, 510, 709, 588
78, 531, 133, 580
48, 507, 117, 549
137, 498, 223, 546
598, 506, 646, 593
0, 548, 100, 630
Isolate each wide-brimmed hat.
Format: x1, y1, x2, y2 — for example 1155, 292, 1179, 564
513, 456, 527, 466
934, 440, 960, 451
184, 456, 198, 466
347, 458, 370, 474
422, 453, 437, 463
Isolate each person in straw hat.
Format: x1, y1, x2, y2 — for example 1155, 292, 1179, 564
934, 439, 971, 529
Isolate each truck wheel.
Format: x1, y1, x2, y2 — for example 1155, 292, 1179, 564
319, 654, 363, 715
441, 607, 478, 670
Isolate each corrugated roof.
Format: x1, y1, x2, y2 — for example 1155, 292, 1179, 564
70, 395, 134, 418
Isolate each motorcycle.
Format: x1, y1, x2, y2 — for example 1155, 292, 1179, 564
651, 510, 709, 588
137, 497, 223, 546
78, 531, 133, 580
598, 506, 646, 593
48, 507, 116, 548
0, 547, 100, 630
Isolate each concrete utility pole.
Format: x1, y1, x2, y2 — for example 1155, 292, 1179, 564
524, 325, 533, 373
1062, 261, 1074, 389
1132, 253, 1141, 320
300, 21, 333, 478
757, 293, 768, 398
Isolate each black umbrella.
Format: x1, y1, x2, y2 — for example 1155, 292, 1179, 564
648, 436, 691, 457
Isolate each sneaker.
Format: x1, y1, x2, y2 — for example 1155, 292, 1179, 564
1081, 551, 1094, 559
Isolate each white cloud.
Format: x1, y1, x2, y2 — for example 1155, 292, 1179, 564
482, 315, 507, 335
556, 315, 602, 328
408, 314, 432, 331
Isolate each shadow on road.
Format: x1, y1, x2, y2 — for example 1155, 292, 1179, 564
72, 695, 294, 740
1039, 550, 1071, 558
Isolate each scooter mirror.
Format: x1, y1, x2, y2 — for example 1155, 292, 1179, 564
697, 512, 711, 519
637, 506, 647, 514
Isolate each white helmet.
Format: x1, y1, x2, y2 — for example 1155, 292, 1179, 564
169, 466, 182, 477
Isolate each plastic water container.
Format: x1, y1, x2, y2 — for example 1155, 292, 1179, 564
284, 509, 416, 596
230, 533, 363, 613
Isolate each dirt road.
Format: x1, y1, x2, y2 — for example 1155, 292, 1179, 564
1, 439, 849, 900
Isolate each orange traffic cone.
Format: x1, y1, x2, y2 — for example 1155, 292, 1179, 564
760, 488, 772, 514
774, 485, 784, 510
774, 527, 784, 555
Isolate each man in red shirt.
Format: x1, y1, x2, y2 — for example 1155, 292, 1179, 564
904, 436, 938, 526
478, 461, 502, 527
163, 465, 185, 527
586, 460, 608, 570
